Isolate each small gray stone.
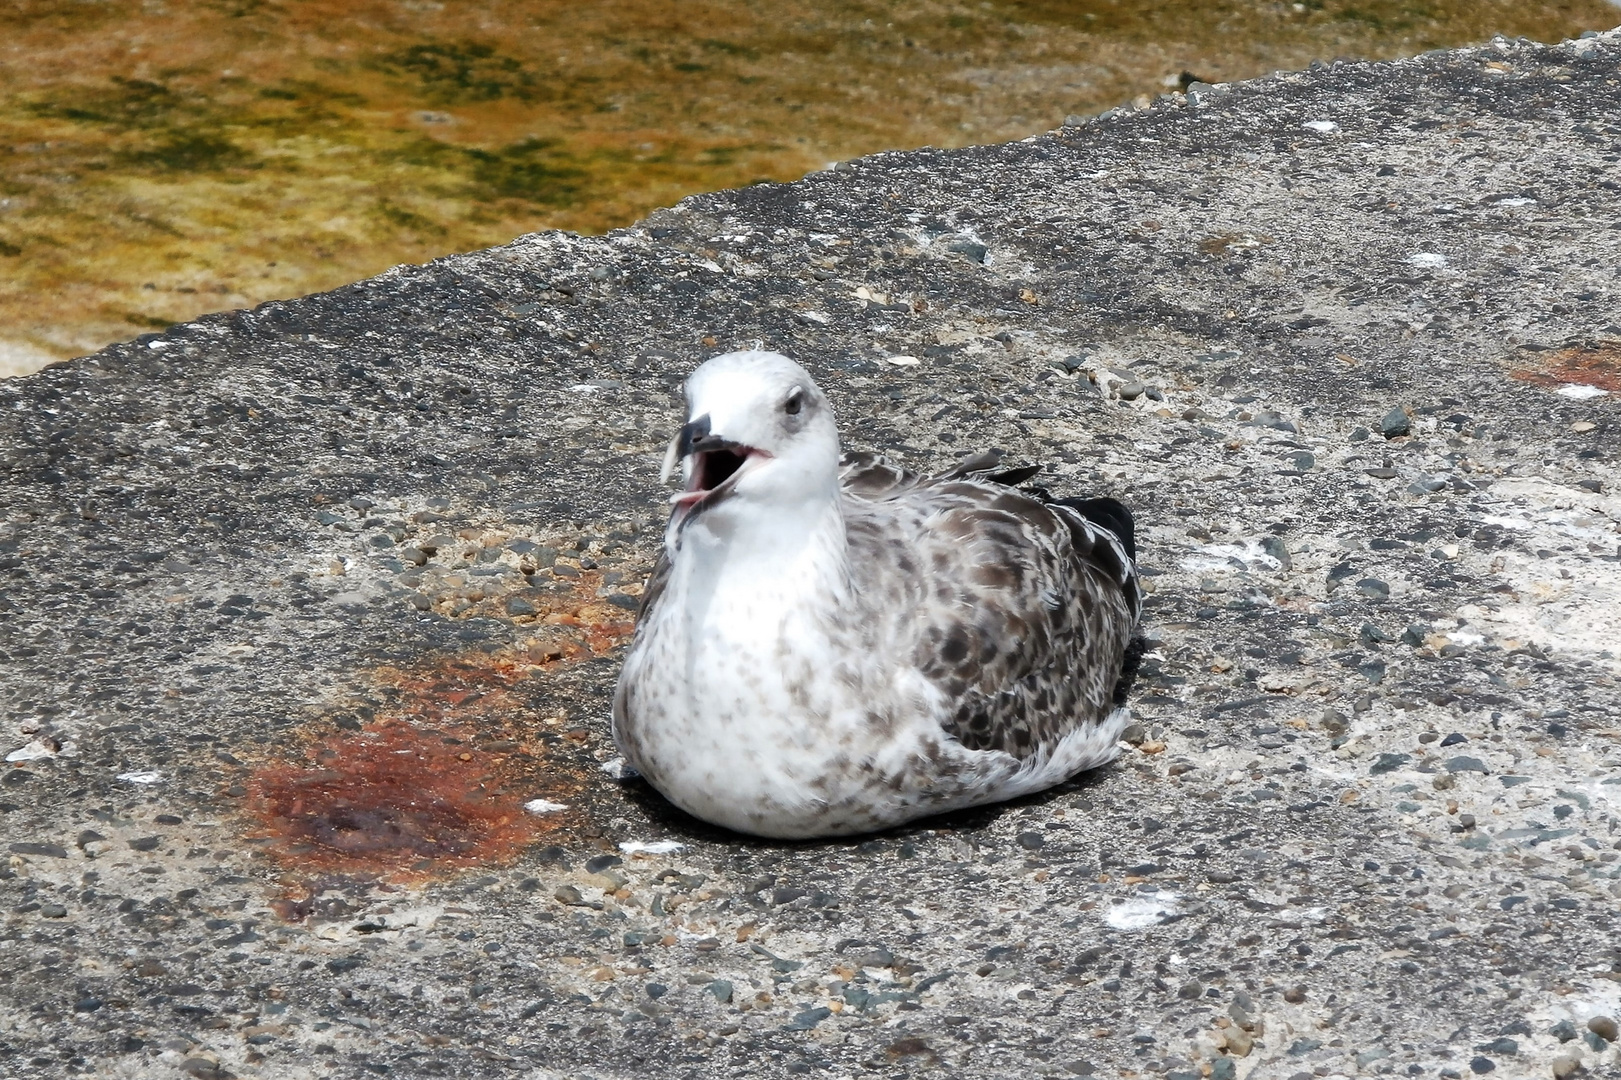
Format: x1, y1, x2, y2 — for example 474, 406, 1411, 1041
785, 1006, 831, 1030
1256, 411, 1300, 433
1356, 577, 1390, 599
9, 842, 68, 858
1380, 407, 1412, 437
179, 1059, 232, 1080
1446, 756, 1489, 774
505, 596, 537, 616
857, 947, 895, 967
1260, 535, 1292, 571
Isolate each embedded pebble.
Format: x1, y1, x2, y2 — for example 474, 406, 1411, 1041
1, 36, 1619, 1080
1380, 407, 1412, 437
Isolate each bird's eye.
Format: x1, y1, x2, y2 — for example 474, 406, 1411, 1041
784, 388, 803, 416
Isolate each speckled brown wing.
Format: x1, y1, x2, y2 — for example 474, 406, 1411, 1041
864, 477, 1142, 761
838, 451, 918, 500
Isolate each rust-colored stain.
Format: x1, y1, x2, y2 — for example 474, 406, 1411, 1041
247, 715, 549, 880
504, 569, 639, 659
1512, 341, 1621, 393
243, 572, 639, 898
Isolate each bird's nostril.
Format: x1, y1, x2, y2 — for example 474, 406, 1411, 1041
676, 414, 712, 458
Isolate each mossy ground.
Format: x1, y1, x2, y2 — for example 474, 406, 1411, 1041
2, 0, 1615, 373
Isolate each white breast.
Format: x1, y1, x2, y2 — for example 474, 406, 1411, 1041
615, 501, 899, 833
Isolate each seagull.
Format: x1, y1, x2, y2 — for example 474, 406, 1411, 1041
612, 350, 1144, 838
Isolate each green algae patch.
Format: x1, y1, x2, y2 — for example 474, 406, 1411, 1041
1, 0, 1617, 369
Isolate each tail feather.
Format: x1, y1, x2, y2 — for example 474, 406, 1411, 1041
1052, 496, 1136, 561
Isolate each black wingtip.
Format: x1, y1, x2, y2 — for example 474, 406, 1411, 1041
1054, 496, 1136, 561
986, 463, 1042, 488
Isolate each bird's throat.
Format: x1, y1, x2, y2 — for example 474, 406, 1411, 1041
666, 492, 849, 611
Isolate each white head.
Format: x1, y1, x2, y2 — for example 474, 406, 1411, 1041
660, 350, 841, 543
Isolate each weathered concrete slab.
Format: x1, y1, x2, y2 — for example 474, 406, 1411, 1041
3, 30, 1621, 1080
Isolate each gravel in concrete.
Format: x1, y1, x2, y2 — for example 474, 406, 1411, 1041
2, 30, 1621, 1080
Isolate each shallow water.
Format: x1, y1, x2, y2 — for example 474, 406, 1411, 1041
2, 0, 1616, 375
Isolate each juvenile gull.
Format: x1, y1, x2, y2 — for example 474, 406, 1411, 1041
613, 351, 1144, 838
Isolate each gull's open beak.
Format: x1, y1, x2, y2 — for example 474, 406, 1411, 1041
661, 414, 713, 484
658, 412, 771, 522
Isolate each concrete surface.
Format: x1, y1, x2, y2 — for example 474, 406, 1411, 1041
3, 30, 1621, 1080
